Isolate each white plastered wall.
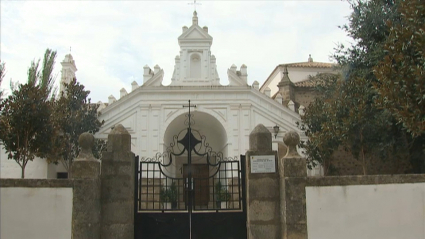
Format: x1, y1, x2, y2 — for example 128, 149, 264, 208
306, 183, 425, 239
0, 144, 48, 178
261, 66, 336, 96
0, 187, 73, 239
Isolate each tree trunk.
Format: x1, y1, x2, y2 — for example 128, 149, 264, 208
361, 145, 366, 176
21, 166, 25, 179
68, 160, 73, 178
360, 130, 367, 176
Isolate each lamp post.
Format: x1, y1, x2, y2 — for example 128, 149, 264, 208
273, 125, 279, 139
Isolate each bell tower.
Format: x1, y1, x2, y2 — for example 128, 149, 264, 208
170, 11, 220, 86
60, 53, 77, 93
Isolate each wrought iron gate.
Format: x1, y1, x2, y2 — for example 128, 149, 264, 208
134, 101, 247, 239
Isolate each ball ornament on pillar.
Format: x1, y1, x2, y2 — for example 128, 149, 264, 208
75, 132, 96, 161
283, 130, 300, 158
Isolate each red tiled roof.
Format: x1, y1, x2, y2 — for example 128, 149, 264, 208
260, 61, 337, 91
294, 78, 318, 87
280, 62, 335, 68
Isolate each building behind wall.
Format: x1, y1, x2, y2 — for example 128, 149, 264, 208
1, 11, 335, 178
95, 11, 317, 176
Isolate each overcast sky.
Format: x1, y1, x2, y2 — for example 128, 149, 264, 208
1, 0, 352, 103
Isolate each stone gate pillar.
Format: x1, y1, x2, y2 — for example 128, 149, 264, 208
280, 131, 307, 239
71, 132, 101, 239
100, 124, 135, 239
245, 124, 280, 238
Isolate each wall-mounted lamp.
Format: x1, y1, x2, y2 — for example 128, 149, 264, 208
273, 125, 280, 139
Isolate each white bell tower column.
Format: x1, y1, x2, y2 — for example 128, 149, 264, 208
60, 53, 77, 94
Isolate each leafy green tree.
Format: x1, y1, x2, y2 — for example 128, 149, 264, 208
27, 49, 57, 100
298, 73, 343, 173
334, 0, 401, 75
300, 0, 423, 174
0, 49, 57, 178
48, 78, 104, 175
0, 61, 5, 99
299, 73, 406, 175
374, 0, 425, 137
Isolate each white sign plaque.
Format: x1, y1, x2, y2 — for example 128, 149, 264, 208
250, 155, 276, 173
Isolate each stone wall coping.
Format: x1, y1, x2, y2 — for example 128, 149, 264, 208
306, 174, 425, 187
0, 179, 75, 188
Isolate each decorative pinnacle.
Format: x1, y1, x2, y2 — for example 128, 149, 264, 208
192, 10, 198, 25
278, 65, 291, 87
283, 131, 301, 158
75, 132, 96, 161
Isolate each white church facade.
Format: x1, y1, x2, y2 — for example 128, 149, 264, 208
95, 12, 303, 169
1, 12, 336, 178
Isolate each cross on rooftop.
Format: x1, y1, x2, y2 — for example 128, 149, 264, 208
188, 0, 201, 11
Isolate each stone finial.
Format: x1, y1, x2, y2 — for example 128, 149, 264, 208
192, 11, 198, 25
252, 81, 259, 90
154, 64, 161, 74
108, 95, 116, 104
120, 88, 128, 98
264, 87, 271, 98
143, 65, 151, 73
97, 101, 106, 112
249, 124, 272, 152
230, 64, 237, 73
107, 124, 131, 153
240, 64, 248, 82
308, 54, 313, 62
299, 105, 305, 116
275, 93, 283, 104
203, 26, 208, 33
288, 100, 295, 111
75, 132, 96, 161
283, 131, 300, 158
143, 65, 153, 83
278, 66, 291, 88
182, 26, 188, 33
131, 81, 138, 91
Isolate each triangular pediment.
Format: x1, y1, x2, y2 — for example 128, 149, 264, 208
178, 26, 212, 41
186, 29, 204, 39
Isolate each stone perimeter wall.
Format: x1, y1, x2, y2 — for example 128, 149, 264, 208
0, 125, 133, 239
246, 124, 425, 239
0, 179, 74, 239
2, 126, 425, 239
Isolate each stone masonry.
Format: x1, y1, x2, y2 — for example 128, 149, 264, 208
245, 124, 280, 238
100, 124, 135, 239
281, 131, 307, 239
71, 132, 101, 239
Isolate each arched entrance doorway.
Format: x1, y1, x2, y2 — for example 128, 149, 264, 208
163, 111, 228, 208
135, 101, 247, 239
